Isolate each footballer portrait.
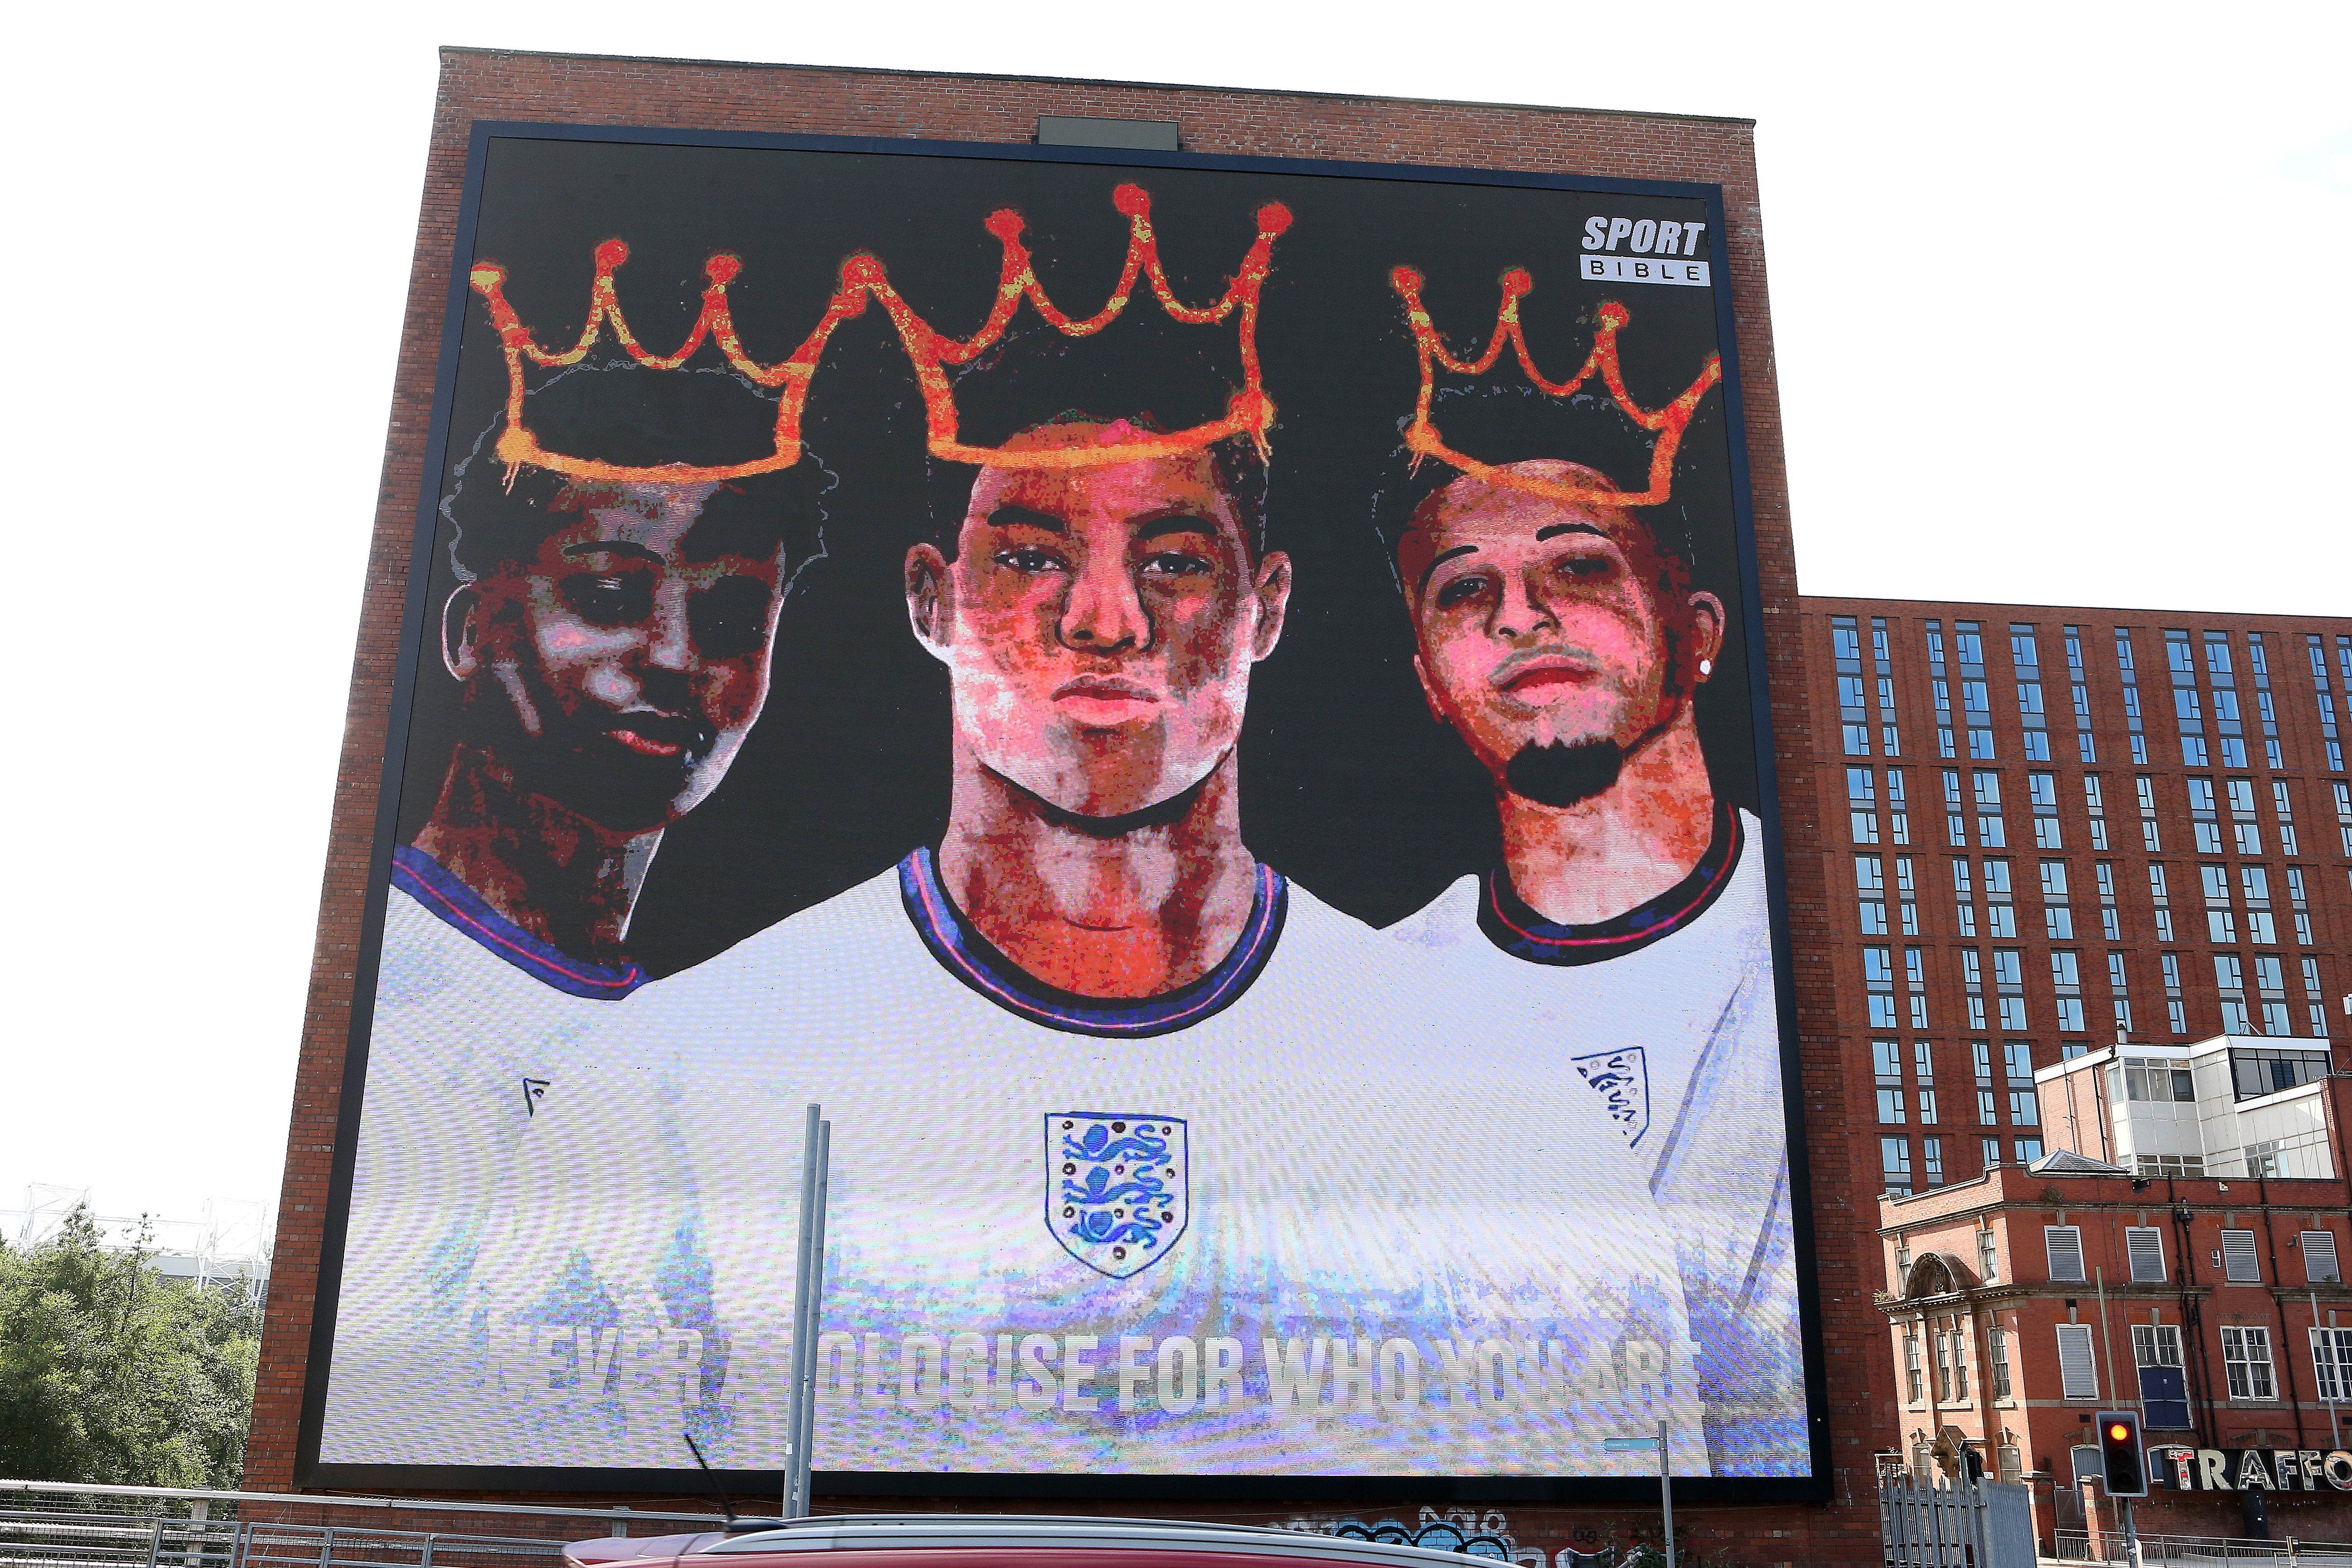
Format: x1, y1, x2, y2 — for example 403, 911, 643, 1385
309, 144, 1815, 1487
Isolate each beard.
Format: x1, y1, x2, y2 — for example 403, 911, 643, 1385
1504, 736, 1625, 808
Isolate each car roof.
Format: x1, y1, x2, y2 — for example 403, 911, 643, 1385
682, 1514, 1485, 1564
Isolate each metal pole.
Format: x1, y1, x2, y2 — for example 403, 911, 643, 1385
1656, 1418, 1675, 1568
2313, 1293, 2342, 1447
2120, 1495, 2141, 1568
783, 1104, 823, 1519
787, 1116, 832, 1519
795, 1117, 832, 1519
2095, 1268, 2124, 1411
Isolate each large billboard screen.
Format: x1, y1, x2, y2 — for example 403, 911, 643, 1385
304, 124, 1818, 1497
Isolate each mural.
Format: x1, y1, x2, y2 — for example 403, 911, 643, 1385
304, 130, 1812, 1490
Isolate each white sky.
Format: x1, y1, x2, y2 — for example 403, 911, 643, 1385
2, 2, 2345, 1232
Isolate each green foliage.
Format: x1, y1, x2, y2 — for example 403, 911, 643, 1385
0, 1206, 260, 1486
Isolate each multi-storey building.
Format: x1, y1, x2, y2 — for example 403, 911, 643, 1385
1808, 598, 2352, 1545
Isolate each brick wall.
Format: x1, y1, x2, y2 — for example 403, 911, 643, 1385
252, 49, 1869, 1563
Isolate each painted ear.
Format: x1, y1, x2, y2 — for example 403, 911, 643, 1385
441, 586, 483, 681
1249, 550, 1293, 662
1411, 652, 1450, 725
904, 544, 952, 662
1688, 591, 1727, 681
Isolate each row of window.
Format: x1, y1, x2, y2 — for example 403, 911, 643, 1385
1909, 1321, 2352, 1408
1846, 765, 2352, 861
1831, 618, 2352, 774
1854, 853, 2332, 947
2038, 1222, 2341, 1287
2031, 1321, 2352, 1407
1881, 1134, 2042, 1193
1860, 940, 2332, 1044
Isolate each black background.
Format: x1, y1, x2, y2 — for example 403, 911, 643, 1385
401, 137, 1752, 978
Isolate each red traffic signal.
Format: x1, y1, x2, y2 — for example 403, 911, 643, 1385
2096, 1410, 2148, 1497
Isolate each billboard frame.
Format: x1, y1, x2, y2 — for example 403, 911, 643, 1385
295, 117, 1829, 1505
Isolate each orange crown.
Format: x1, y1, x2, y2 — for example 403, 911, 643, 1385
1388, 265, 1722, 507
468, 186, 1293, 485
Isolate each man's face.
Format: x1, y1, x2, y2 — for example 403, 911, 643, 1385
907, 422, 1289, 819
452, 480, 788, 834
1400, 460, 1720, 797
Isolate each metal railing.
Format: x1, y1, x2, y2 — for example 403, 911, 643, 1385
0, 1481, 731, 1568
2052, 1529, 2352, 1565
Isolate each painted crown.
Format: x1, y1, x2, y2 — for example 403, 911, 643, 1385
1388, 265, 1721, 507
467, 185, 1293, 485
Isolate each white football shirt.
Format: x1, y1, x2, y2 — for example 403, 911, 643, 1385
1387, 806, 1807, 1475
577, 847, 1710, 1478
317, 850, 723, 1469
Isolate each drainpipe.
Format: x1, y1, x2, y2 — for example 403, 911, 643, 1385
2259, 1176, 2312, 1454
2168, 1176, 2221, 1450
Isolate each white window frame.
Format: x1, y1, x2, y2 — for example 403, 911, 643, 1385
2132, 1323, 2183, 1368
2057, 1322, 2099, 1399
2222, 1325, 2277, 1401
2046, 1224, 2087, 1283
2313, 1328, 2352, 1403
2303, 1230, 2342, 1285
2126, 1225, 2167, 1283
2222, 1228, 2262, 1283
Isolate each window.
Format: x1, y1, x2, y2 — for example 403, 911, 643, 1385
1922, 1135, 1945, 1187
1986, 1327, 2012, 1400
2016, 1137, 2044, 1164
2222, 1325, 2277, 1401
1874, 1039, 1906, 1124
1882, 1136, 1913, 1195
2045, 1224, 2086, 1282
2314, 1327, 2352, 1403
1943, 1324, 1968, 1398
2221, 1228, 2261, 1283
2133, 1323, 2183, 1367
2302, 1230, 2341, 1285
1978, 1228, 1999, 1284
2057, 1323, 2098, 1399
1905, 1333, 1925, 1403
2126, 1226, 2166, 1283
1914, 1038, 1938, 1122
1857, 854, 1887, 932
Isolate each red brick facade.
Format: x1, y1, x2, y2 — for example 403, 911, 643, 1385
257, 46, 1873, 1566
1793, 598, 2352, 1548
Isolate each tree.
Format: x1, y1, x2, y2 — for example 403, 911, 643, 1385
0, 1205, 260, 1485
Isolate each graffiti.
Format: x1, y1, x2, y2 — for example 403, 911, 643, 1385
1277, 1506, 1533, 1563
1273, 1508, 1697, 1567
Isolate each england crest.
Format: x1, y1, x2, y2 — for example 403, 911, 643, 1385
1045, 1113, 1188, 1279
1573, 1048, 1649, 1147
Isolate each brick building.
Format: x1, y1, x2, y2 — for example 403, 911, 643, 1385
1797, 599, 2352, 1547
251, 41, 2349, 1567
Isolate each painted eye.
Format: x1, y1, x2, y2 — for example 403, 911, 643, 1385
993, 547, 1066, 573
559, 573, 651, 627
1433, 574, 1489, 609
1139, 551, 1212, 578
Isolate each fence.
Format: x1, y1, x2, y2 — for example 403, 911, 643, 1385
2051, 1529, 2352, 1565
1878, 1474, 2035, 1568
0, 1481, 730, 1568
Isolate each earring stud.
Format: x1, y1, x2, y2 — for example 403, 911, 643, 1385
1699, 658, 1713, 677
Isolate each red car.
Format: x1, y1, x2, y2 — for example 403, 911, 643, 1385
567, 1515, 1491, 1568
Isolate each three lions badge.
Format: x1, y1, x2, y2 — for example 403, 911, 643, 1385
1045, 1113, 1188, 1278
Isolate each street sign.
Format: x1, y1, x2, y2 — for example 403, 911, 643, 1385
1604, 1437, 1662, 1452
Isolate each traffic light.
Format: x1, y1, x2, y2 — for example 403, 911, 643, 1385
2096, 1410, 2147, 1497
